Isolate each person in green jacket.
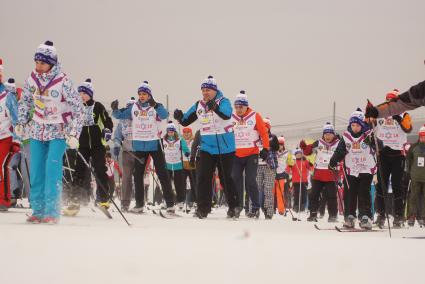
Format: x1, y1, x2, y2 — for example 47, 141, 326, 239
406, 125, 425, 227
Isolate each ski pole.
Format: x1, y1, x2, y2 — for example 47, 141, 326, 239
76, 151, 131, 226
275, 172, 300, 221
367, 100, 392, 238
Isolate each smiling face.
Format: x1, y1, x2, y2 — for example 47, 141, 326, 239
202, 88, 217, 102
35, 60, 52, 74
183, 132, 192, 140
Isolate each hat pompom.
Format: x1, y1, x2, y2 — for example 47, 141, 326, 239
8, 78, 15, 84
44, 40, 54, 46
208, 75, 213, 79
144, 81, 149, 84
85, 78, 92, 83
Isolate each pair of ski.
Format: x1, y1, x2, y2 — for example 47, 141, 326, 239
151, 209, 182, 219
314, 224, 384, 233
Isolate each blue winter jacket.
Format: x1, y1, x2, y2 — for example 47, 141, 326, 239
0, 83, 18, 127
180, 90, 235, 155
112, 100, 168, 152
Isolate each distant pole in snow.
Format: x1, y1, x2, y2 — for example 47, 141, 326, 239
166, 94, 169, 112
332, 101, 336, 127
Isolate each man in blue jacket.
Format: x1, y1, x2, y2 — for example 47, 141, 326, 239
111, 81, 175, 214
174, 76, 240, 219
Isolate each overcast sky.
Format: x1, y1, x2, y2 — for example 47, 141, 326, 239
1, 0, 424, 125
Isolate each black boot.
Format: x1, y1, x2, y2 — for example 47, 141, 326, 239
307, 212, 318, 222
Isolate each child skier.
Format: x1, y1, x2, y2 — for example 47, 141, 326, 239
17, 41, 84, 223
329, 109, 377, 229
231, 91, 270, 218
105, 152, 122, 199
286, 148, 312, 213
111, 81, 176, 214
0, 59, 19, 211
113, 97, 136, 212
255, 118, 279, 219
162, 122, 190, 210
181, 127, 197, 206
64, 78, 114, 216
274, 136, 290, 215
300, 122, 340, 222
405, 125, 425, 227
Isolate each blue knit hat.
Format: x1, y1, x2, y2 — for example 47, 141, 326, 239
4, 78, 16, 93
349, 108, 365, 126
78, 79, 94, 98
201, 75, 218, 91
138, 81, 152, 96
323, 122, 335, 134
34, 41, 57, 66
166, 121, 177, 132
234, 90, 249, 106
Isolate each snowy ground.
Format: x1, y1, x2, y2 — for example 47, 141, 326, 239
1, 204, 424, 284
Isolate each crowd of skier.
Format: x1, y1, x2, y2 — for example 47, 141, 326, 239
1, 41, 425, 230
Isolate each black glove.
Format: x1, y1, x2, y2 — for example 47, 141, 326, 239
174, 109, 184, 121
111, 100, 119, 111
184, 152, 190, 158
189, 158, 196, 168
259, 148, 269, 161
148, 97, 157, 108
392, 115, 402, 124
102, 128, 112, 142
206, 99, 218, 111
365, 105, 379, 119
328, 163, 337, 172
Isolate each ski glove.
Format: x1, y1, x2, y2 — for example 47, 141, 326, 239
10, 142, 21, 153
184, 152, 190, 158
392, 115, 402, 124
14, 124, 25, 138
111, 100, 119, 111
113, 146, 120, 158
66, 135, 79, 150
365, 105, 379, 119
328, 163, 337, 172
259, 148, 269, 161
206, 99, 218, 111
148, 97, 157, 108
174, 109, 184, 122
299, 140, 307, 150
103, 128, 112, 142
189, 158, 196, 168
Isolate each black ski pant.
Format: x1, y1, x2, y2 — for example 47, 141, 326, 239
134, 150, 174, 208
72, 146, 109, 203
197, 151, 239, 215
375, 154, 405, 217
168, 169, 186, 203
345, 173, 373, 219
309, 179, 338, 217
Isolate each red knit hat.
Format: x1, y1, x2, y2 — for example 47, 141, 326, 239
182, 127, 192, 134
0, 58, 3, 72
386, 89, 399, 101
